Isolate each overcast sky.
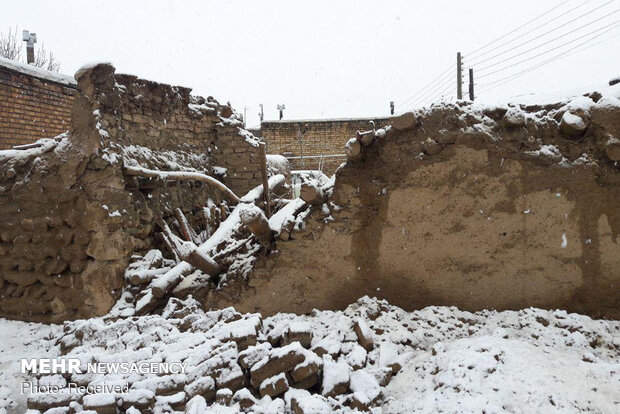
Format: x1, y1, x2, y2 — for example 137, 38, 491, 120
2, 0, 619, 126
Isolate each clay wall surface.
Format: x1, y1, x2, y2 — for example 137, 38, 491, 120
223, 93, 620, 319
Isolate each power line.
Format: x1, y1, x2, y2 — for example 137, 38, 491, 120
477, 23, 620, 94
477, 18, 620, 80
409, 75, 455, 107
478, 14, 620, 71
423, 82, 456, 107
396, 63, 454, 111
478, 4, 620, 71
470, 0, 615, 68
401, 75, 454, 112
466, 0, 572, 57
468, 0, 600, 65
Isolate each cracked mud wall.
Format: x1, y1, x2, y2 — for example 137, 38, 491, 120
226, 96, 620, 319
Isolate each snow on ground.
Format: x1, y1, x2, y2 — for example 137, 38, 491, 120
0, 297, 618, 413
0, 320, 61, 414
385, 335, 619, 413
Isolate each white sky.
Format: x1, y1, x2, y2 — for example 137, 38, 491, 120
1, 0, 619, 127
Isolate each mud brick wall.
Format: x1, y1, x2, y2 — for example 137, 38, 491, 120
228, 96, 620, 320
91, 71, 261, 195
261, 117, 389, 174
0, 63, 261, 323
0, 60, 76, 149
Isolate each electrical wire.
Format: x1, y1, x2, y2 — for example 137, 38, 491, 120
477, 18, 620, 80
466, 0, 572, 58
401, 76, 455, 112
396, 63, 454, 111
468, 0, 603, 65
476, 23, 620, 94
475, 12, 620, 72
470, 0, 616, 68
409, 76, 455, 107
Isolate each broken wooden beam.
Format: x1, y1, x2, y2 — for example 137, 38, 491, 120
259, 142, 271, 218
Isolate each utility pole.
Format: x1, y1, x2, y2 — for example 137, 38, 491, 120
258, 104, 264, 123
469, 68, 474, 101
277, 104, 285, 120
456, 52, 463, 100
22, 30, 37, 64
390, 101, 394, 115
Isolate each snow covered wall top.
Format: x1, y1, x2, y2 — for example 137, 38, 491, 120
0, 56, 76, 86
220, 85, 620, 319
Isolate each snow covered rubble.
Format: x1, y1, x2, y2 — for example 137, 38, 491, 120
0, 296, 617, 413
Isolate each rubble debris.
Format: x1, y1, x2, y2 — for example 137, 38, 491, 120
239, 204, 274, 246
503, 106, 526, 127
559, 111, 587, 138
605, 136, 620, 161
354, 318, 375, 351
1, 295, 616, 413
300, 182, 325, 205
345, 137, 362, 162
390, 111, 417, 131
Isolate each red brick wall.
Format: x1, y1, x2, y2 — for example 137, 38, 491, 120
0, 67, 76, 149
261, 117, 389, 174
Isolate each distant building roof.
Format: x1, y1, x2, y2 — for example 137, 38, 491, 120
262, 116, 390, 124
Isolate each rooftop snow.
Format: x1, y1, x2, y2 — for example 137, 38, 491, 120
0, 56, 76, 87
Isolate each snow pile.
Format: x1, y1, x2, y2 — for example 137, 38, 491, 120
3, 296, 618, 413
385, 335, 619, 413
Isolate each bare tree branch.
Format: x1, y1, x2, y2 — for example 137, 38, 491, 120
0, 28, 61, 72
33, 44, 61, 72
0, 27, 22, 61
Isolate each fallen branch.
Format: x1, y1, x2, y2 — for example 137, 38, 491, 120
124, 165, 240, 203
258, 142, 271, 218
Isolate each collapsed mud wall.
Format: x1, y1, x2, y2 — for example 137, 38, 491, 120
223, 91, 620, 319
0, 63, 261, 322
